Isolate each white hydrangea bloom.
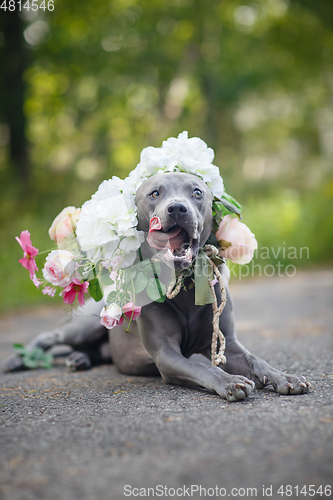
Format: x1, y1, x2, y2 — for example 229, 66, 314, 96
119, 228, 145, 253
91, 177, 123, 201
131, 131, 224, 197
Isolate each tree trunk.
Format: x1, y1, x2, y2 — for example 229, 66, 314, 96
0, 9, 29, 183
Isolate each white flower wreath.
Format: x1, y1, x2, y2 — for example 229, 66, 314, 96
76, 131, 225, 266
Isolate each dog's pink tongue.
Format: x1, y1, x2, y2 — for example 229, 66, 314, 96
149, 217, 162, 232
147, 217, 184, 250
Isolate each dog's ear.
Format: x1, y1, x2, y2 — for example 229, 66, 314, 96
135, 184, 151, 232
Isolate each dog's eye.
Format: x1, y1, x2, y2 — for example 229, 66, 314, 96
150, 190, 159, 199
193, 188, 202, 198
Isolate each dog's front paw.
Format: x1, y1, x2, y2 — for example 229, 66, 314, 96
262, 372, 311, 395
219, 374, 255, 402
65, 352, 92, 371
240, 354, 311, 395
2, 354, 26, 372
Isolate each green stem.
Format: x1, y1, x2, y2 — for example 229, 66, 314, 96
124, 269, 136, 333
151, 260, 163, 299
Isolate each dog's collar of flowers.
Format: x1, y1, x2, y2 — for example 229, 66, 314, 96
75, 131, 241, 266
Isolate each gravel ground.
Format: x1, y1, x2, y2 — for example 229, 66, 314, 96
0, 269, 332, 500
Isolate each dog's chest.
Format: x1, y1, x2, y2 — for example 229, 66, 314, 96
167, 288, 213, 357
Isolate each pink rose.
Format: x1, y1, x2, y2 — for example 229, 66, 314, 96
49, 206, 81, 243
42, 250, 75, 287
215, 215, 257, 265
122, 302, 141, 320
100, 304, 124, 330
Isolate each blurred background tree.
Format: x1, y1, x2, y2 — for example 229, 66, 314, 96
0, 0, 332, 311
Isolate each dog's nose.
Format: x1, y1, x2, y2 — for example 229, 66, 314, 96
167, 202, 188, 219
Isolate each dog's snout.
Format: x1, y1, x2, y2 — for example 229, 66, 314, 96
167, 202, 188, 219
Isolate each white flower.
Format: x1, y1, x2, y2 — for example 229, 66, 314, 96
76, 193, 136, 251
48, 206, 81, 243
206, 171, 224, 199
123, 168, 146, 195
91, 177, 123, 201
119, 228, 145, 253
42, 250, 75, 287
118, 251, 137, 268
108, 194, 137, 237
100, 303, 123, 329
131, 131, 224, 198
101, 303, 122, 321
75, 175, 143, 265
76, 199, 120, 251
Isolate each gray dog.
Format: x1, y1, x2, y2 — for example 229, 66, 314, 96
4, 172, 310, 401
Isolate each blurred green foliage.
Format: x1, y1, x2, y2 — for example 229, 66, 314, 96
0, 0, 333, 312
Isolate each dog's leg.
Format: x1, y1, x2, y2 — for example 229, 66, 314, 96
109, 322, 159, 376
2, 328, 68, 372
2, 299, 108, 372
138, 302, 254, 402
218, 274, 311, 395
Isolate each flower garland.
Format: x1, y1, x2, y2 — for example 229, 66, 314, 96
16, 132, 257, 332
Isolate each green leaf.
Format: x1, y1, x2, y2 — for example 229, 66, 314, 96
13, 344, 26, 355
41, 353, 53, 369
206, 232, 219, 247
220, 191, 242, 210
213, 192, 242, 226
106, 291, 118, 304
217, 239, 232, 250
13, 344, 54, 370
211, 255, 225, 267
194, 249, 214, 305
22, 357, 39, 368
133, 271, 149, 293
144, 261, 161, 278
122, 267, 137, 286
146, 278, 166, 302
220, 199, 242, 218
154, 294, 166, 303
89, 278, 103, 302
99, 272, 113, 285
135, 259, 152, 270
30, 347, 45, 361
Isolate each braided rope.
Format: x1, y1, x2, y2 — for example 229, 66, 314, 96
166, 273, 183, 299
165, 245, 227, 366
204, 245, 227, 366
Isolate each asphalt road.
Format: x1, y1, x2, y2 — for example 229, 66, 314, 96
0, 269, 332, 500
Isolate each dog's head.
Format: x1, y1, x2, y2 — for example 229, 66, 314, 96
135, 172, 213, 271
